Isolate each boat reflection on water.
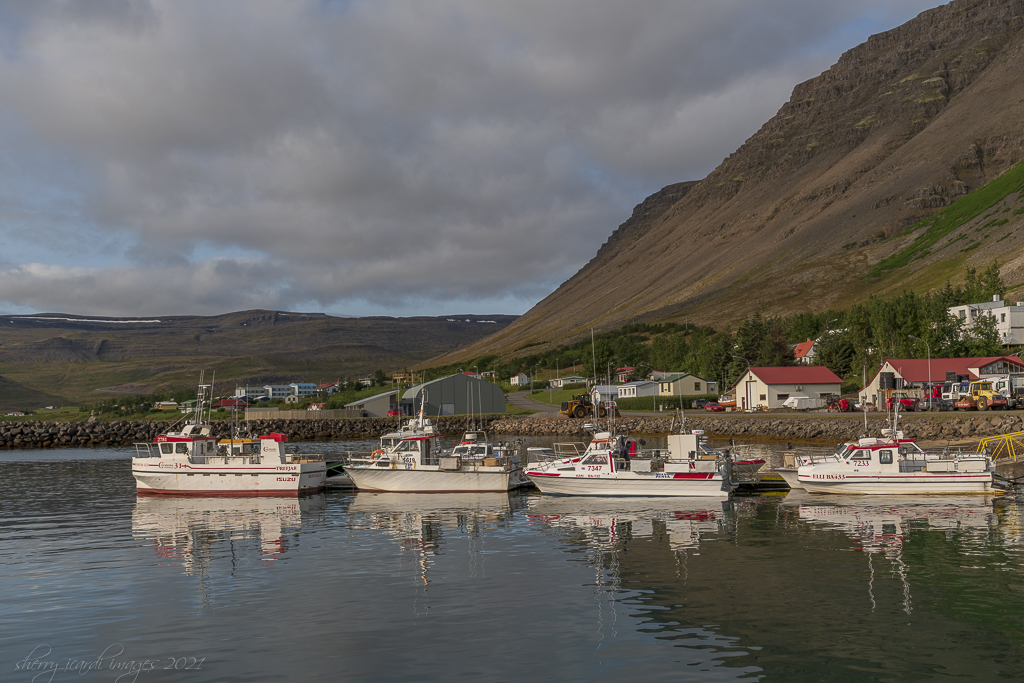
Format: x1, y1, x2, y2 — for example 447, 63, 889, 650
526, 496, 731, 552
784, 491, 999, 613
132, 494, 327, 575
348, 492, 527, 600
347, 491, 525, 536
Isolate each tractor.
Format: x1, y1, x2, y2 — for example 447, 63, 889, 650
560, 393, 607, 419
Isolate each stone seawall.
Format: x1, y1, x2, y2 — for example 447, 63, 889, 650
2, 413, 1022, 449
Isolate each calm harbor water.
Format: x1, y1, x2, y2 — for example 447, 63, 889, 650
3, 441, 1024, 682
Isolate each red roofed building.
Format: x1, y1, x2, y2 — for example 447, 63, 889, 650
792, 338, 818, 365
733, 366, 844, 410
859, 356, 1024, 405
212, 398, 250, 411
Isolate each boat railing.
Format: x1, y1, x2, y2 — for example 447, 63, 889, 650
783, 447, 838, 468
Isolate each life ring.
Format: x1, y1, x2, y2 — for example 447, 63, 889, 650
370, 449, 385, 462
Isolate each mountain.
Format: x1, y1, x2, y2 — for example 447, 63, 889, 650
0, 310, 516, 406
442, 0, 1024, 362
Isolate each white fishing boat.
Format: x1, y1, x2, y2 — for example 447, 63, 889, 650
132, 381, 326, 496
794, 428, 998, 495
344, 405, 530, 493
524, 428, 734, 497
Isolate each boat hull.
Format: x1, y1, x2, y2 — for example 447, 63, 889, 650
776, 467, 802, 489
525, 471, 730, 497
132, 460, 326, 496
796, 473, 995, 495
345, 464, 530, 493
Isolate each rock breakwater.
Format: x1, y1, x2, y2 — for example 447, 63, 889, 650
3, 413, 1023, 449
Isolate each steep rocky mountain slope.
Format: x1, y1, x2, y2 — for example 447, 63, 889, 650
443, 0, 1024, 363
0, 311, 515, 406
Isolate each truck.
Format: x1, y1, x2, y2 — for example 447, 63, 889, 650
559, 393, 607, 419
991, 375, 1024, 409
954, 380, 1008, 411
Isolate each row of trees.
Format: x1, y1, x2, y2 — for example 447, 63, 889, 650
452, 262, 1010, 393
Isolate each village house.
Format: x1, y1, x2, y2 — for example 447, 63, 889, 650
657, 373, 717, 397
590, 385, 619, 405
792, 339, 818, 364
948, 295, 1024, 345
551, 375, 587, 388
733, 366, 844, 410
617, 380, 659, 399
510, 372, 530, 386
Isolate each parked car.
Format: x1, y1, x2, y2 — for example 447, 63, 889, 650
693, 398, 709, 409
704, 402, 724, 412
886, 392, 918, 411
387, 408, 401, 417
918, 396, 953, 412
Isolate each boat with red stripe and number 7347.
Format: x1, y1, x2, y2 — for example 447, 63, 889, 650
523, 427, 739, 497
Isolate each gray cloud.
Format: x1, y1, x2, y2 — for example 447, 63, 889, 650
0, 0, 941, 316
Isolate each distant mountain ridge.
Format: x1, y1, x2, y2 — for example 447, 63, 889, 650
0, 310, 515, 407
441, 0, 1024, 363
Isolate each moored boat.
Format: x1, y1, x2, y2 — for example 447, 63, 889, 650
524, 429, 734, 497
344, 406, 530, 493
794, 428, 998, 495
132, 382, 326, 496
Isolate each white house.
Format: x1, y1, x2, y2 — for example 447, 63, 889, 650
949, 295, 1024, 345
263, 384, 293, 399
289, 382, 318, 397
733, 366, 843, 410
551, 375, 587, 388
590, 385, 619, 405
235, 386, 269, 399
792, 339, 818, 365
617, 380, 659, 399
510, 373, 530, 386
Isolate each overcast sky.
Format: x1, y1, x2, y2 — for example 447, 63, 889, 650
0, 0, 942, 318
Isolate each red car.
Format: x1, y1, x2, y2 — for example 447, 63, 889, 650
387, 408, 401, 417
704, 402, 724, 412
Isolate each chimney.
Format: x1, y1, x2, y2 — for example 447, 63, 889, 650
994, 295, 1002, 302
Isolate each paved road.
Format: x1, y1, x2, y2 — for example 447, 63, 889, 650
506, 391, 566, 418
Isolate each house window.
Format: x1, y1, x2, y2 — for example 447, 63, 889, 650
759, 394, 767, 401
777, 394, 789, 401
1002, 313, 1007, 323
959, 310, 966, 320
694, 382, 701, 391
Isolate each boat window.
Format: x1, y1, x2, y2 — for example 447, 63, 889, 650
160, 443, 173, 455
175, 443, 188, 454
397, 440, 419, 452
583, 454, 608, 465
879, 450, 893, 464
